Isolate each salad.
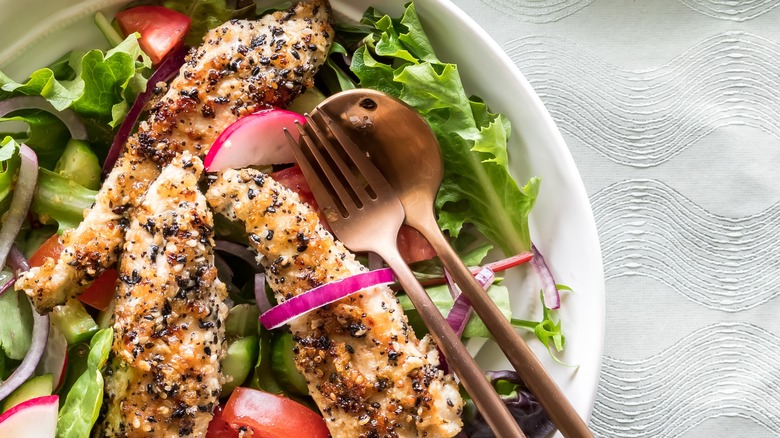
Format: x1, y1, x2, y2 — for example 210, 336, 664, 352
0, 0, 568, 436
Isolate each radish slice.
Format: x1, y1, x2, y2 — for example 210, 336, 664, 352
204, 109, 305, 172
0, 395, 58, 438
36, 323, 68, 391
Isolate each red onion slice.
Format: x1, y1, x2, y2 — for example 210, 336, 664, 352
101, 45, 188, 176
0, 245, 32, 298
445, 266, 496, 337
0, 145, 38, 270
215, 240, 259, 272
0, 272, 14, 296
0, 96, 87, 140
7, 245, 29, 273
0, 249, 49, 400
530, 244, 560, 309
260, 268, 395, 330
254, 273, 272, 314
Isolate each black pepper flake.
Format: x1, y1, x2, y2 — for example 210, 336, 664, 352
250, 35, 267, 48
120, 269, 141, 285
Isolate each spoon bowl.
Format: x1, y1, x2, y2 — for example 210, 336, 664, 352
311, 89, 442, 217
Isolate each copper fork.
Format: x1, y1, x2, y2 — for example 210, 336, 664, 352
286, 113, 525, 437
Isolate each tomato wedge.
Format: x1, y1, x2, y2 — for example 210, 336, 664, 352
219, 388, 329, 438
397, 225, 436, 264
115, 6, 191, 64
205, 405, 239, 438
28, 235, 117, 311
271, 165, 319, 211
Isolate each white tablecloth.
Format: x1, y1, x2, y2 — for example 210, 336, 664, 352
451, 0, 780, 436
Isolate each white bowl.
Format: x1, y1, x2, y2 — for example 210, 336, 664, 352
0, 0, 605, 428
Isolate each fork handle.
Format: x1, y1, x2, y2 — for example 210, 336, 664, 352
412, 214, 593, 438
378, 244, 525, 438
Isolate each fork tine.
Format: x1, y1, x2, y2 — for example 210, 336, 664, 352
293, 120, 362, 216
303, 114, 375, 207
318, 112, 395, 196
285, 127, 346, 217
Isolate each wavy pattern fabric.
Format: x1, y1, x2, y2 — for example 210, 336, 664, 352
591, 179, 780, 311
479, 0, 593, 23
460, 0, 780, 436
479, 0, 780, 21
591, 323, 780, 437
503, 32, 780, 167
679, 0, 780, 21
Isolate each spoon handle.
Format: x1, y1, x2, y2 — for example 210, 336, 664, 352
411, 213, 594, 438
377, 243, 525, 438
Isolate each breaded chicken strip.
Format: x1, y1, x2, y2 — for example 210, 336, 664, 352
101, 153, 227, 437
18, 0, 333, 313
207, 168, 464, 438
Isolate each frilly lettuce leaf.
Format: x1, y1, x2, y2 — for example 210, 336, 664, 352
350, 3, 538, 254
0, 34, 151, 128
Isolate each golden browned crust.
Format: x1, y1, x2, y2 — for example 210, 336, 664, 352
101, 153, 227, 437
17, 0, 334, 313
207, 169, 464, 438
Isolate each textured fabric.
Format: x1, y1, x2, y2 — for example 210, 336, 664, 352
451, 0, 780, 436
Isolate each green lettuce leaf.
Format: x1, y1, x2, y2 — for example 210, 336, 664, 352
0, 290, 34, 361
512, 291, 568, 364
0, 109, 70, 169
0, 34, 151, 127
398, 284, 512, 339
350, 3, 538, 254
57, 328, 113, 438
161, 0, 256, 46
0, 137, 21, 216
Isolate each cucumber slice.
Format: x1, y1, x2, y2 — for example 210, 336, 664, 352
53, 139, 100, 190
225, 304, 260, 339
221, 336, 259, 397
287, 87, 326, 114
95, 298, 116, 330
50, 300, 99, 345
270, 332, 309, 396
1, 374, 53, 413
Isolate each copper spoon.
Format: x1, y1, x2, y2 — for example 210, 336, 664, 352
311, 89, 593, 438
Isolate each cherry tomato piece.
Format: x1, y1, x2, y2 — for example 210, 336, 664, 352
205, 405, 240, 438
115, 6, 191, 64
221, 388, 330, 438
